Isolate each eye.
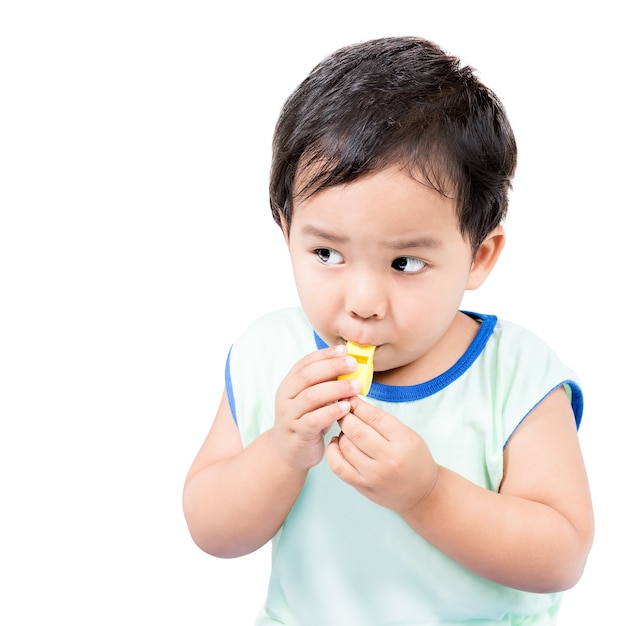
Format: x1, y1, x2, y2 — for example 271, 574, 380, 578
315, 248, 344, 265
391, 256, 426, 273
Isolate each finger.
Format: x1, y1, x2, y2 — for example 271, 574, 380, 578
338, 413, 380, 459
326, 434, 364, 485
297, 399, 352, 440
283, 345, 346, 384
280, 377, 361, 429
282, 346, 358, 399
339, 428, 378, 466
348, 396, 395, 439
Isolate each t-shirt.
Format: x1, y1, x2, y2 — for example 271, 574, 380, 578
226, 307, 583, 625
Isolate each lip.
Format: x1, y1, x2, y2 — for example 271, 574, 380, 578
342, 338, 380, 349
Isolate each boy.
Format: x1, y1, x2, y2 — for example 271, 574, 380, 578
183, 36, 593, 624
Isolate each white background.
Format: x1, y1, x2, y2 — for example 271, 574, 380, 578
1, 1, 623, 623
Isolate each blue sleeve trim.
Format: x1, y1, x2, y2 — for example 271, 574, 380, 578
567, 379, 584, 429
225, 346, 238, 426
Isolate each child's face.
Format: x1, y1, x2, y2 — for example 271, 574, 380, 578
284, 166, 490, 383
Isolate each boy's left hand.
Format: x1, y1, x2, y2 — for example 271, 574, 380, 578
326, 396, 439, 513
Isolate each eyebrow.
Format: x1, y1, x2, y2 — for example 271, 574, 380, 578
299, 225, 442, 250
299, 225, 349, 244
385, 236, 443, 250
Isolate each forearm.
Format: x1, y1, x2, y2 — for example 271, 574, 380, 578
183, 429, 307, 558
402, 466, 591, 592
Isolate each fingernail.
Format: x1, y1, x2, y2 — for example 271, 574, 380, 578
333, 344, 347, 355
345, 356, 357, 370
349, 379, 362, 392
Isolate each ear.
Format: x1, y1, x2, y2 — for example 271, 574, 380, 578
466, 226, 505, 290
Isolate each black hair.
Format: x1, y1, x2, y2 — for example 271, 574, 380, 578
269, 36, 517, 254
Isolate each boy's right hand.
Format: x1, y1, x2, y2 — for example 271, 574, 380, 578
272, 344, 362, 471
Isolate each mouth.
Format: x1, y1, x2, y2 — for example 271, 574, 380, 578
342, 338, 380, 350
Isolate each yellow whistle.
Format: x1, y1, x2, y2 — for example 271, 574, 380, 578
338, 341, 376, 395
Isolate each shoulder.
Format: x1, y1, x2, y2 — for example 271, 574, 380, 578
492, 318, 558, 352
233, 307, 313, 345
226, 308, 318, 441
489, 318, 577, 384
484, 316, 583, 430
228, 307, 316, 369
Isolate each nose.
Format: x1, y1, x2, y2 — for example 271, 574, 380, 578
345, 271, 387, 321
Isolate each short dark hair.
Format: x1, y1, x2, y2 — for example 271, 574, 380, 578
269, 36, 517, 254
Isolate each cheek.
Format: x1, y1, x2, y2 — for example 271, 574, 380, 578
391, 272, 467, 327
290, 260, 337, 314
429, 263, 472, 303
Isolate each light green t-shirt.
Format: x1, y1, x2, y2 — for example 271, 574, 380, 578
226, 307, 583, 626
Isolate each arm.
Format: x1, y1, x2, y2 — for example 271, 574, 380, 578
182, 390, 306, 558
326, 386, 594, 592
183, 345, 361, 558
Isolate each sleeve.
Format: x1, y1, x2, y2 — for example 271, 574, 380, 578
495, 321, 583, 447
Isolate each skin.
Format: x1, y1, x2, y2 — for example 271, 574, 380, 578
183, 166, 593, 592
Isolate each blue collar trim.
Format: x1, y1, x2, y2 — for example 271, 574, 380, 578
314, 312, 497, 402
